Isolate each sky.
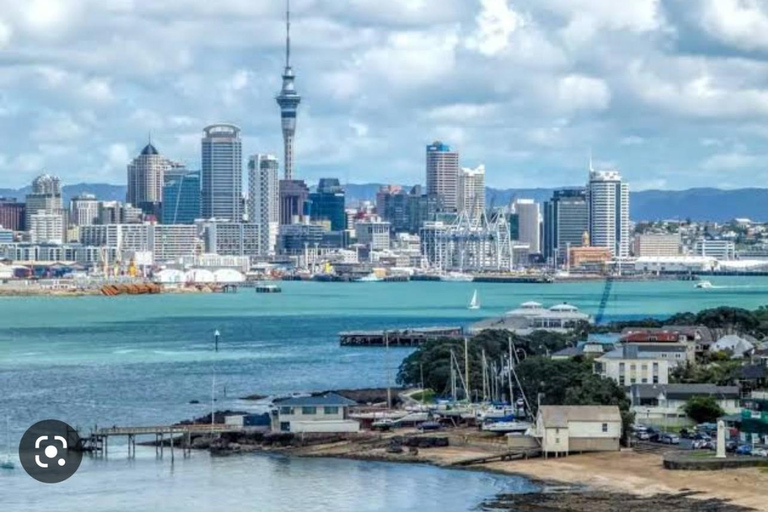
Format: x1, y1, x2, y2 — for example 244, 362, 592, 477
2, 0, 768, 191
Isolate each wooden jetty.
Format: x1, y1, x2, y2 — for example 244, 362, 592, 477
84, 424, 243, 460
450, 448, 541, 467
339, 326, 464, 347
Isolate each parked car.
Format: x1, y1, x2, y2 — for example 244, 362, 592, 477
635, 431, 650, 441
679, 428, 692, 439
735, 444, 753, 456
647, 427, 661, 442
726, 440, 738, 453
660, 433, 680, 445
752, 447, 768, 458
692, 432, 711, 442
693, 439, 714, 450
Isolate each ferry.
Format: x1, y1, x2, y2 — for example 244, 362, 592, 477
353, 273, 382, 283
440, 272, 473, 282
695, 280, 713, 289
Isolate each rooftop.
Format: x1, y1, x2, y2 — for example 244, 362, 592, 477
275, 392, 357, 407
539, 405, 621, 428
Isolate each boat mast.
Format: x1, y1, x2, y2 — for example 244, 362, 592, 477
464, 337, 470, 402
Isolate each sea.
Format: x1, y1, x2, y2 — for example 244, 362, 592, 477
1, 277, 767, 511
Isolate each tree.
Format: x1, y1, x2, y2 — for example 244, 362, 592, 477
683, 396, 724, 424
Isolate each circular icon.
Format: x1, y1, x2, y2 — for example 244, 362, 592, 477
19, 420, 82, 484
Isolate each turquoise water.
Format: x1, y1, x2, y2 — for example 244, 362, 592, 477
1, 278, 767, 510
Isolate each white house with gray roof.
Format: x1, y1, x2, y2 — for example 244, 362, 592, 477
534, 405, 622, 456
272, 393, 360, 433
630, 384, 741, 427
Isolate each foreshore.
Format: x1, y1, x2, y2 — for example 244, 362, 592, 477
188, 426, 767, 511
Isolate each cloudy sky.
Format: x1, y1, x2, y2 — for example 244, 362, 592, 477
2, 0, 768, 190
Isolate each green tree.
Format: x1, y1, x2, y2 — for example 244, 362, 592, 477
682, 396, 724, 424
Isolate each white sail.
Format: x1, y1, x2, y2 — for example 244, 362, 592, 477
468, 290, 480, 310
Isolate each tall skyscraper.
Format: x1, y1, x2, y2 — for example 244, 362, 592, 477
0, 198, 26, 231
543, 188, 588, 263
201, 124, 243, 221
513, 199, 541, 254
25, 174, 65, 240
587, 167, 630, 258
127, 142, 180, 216
309, 178, 346, 231
248, 154, 280, 255
276, 0, 301, 180
457, 164, 485, 219
426, 141, 459, 212
162, 171, 201, 224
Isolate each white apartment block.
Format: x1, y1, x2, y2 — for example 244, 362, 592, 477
29, 212, 65, 244
203, 222, 260, 259
695, 239, 736, 260
355, 219, 391, 251
80, 224, 197, 263
248, 154, 279, 255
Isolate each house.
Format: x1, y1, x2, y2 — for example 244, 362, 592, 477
710, 334, 755, 359
224, 412, 272, 431
534, 406, 622, 457
593, 344, 674, 387
551, 341, 613, 360
621, 325, 717, 354
630, 384, 741, 427
741, 391, 768, 445
272, 393, 360, 433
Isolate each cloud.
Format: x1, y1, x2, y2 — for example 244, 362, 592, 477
557, 74, 611, 111
465, 0, 525, 56
698, 0, 768, 52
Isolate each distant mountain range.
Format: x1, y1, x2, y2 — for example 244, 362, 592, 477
1, 183, 766, 222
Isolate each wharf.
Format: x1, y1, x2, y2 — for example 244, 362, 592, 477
473, 275, 553, 284
339, 326, 464, 347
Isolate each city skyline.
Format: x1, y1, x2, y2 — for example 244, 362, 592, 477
4, 1, 768, 190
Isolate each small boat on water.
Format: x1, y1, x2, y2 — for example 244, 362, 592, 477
695, 280, 713, 289
440, 272, 473, 282
354, 273, 382, 283
468, 289, 480, 310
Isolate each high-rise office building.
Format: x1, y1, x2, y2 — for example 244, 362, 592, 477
29, 212, 65, 244
513, 199, 541, 254
457, 164, 485, 218
426, 141, 459, 212
202, 222, 260, 259
276, 0, 301, 180
162, 171, 201, 224
127, 142, 180, 216
70, 194, 101, 227
248, 154, 280, 255
0, 198, 25, 231
543, 188, 588, 263
309, 178, 346, 231
279, 179, 309, 225
201, 124, 243, 221
587, 168, 630, 258
25, 174, 63, 228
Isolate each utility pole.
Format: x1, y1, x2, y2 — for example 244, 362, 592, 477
507, 337, 515, 405
385, 331, 392, 409
464, 337, 470, 402
211, 329, 219, 433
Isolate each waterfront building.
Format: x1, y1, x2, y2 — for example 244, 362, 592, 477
0, 243, 113, 265
587, 168, 630, 258
469, 301, 592, 335
162, 171, 201, 224
309, 178, 346, 231
426, 141, 459, 212
248, 154, 279, 254
80, 224, 197, 263
276, 1, 301, 180
272, 393, 359, 433
201, 124, 243, 222
279, 179, 310, 225
278, 223, 324, 255
0, 197, 25, 231
355, 218, 391, 251
634, 256, 717, 273
70, 194, 100, 227
633, 233, 680, 257
694, 238, 735, 260
543, 188, 588, 264
534, 406, 622, 456
127, 142, 180, 216
29, 212, 65, 244
593, 344, 672, 387
513, 199, 541, 254
202, 222, 260, 260
457, 164, 485, 219
177, 254, 251, 273
630, 384, 740, 428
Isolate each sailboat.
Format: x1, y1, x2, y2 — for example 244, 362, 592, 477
1, 416, 14, 470
468, 290, 480, 310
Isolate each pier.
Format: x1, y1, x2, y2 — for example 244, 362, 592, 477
339, 327, 464, 347
84, 424, 243, 460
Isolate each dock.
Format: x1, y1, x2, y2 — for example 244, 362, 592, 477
84, 424, 243, 459
339, 326, 464, 347
450, 448, 542, 466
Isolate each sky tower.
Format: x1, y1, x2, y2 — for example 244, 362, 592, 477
276, 0, 301, 180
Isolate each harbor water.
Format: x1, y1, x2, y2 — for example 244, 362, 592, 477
1, 278, 767, 510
